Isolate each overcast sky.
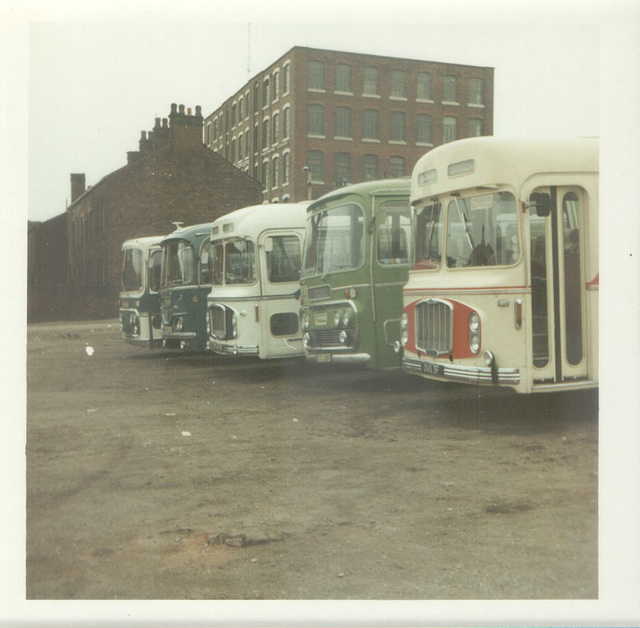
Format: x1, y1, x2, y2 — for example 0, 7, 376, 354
25, 13, 605, 222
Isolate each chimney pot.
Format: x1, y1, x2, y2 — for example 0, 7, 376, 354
70, 173, 86, 203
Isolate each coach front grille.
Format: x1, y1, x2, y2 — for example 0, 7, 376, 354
415, 299, 453, 356
210, 304, 227, 339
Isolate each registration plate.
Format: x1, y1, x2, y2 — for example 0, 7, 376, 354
165, 326, 172, 333
314, 312, 328, 326
422, 361, 444, 375
316, 354, 332, 363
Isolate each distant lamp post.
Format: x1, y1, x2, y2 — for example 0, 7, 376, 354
303, 166, 312, 200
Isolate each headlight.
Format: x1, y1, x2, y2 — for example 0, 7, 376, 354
174, 317, 183, 332
301, 312, 310, 330
400, 311, 409, 346
339, 330, 347, 344
231, 312, 238, 338
303, 332, 310, 346
468, 311, 480, 354
342, 309, 352, 327
334, 310, 342, 327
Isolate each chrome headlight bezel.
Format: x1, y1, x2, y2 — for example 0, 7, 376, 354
468, 311, 481, 354
231, 312, 238, 339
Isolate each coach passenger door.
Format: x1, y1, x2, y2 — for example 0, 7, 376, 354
260, 231, 305, 357
528, 187, 588, 385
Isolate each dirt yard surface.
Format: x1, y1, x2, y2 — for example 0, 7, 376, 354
26, 320, 598, 600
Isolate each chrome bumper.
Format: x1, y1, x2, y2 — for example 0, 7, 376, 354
306, 352, 371, 365
163, 331, 197, 340
211, 341, 259, 356
402, 356, 520, 385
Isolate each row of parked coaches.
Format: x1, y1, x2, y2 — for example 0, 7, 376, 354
120, 137, 599, 395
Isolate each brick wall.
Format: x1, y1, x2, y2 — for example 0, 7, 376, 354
205, 46, 494, 203
28, 214, 70, 322
30, 103, 263, 322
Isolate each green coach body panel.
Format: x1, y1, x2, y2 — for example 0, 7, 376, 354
300, 179, 412, 369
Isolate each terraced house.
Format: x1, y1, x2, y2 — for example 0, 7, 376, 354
204, 46, 494, 203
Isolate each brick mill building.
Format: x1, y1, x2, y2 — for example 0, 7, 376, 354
28, 104, 262, 322
204, 46, 494, 203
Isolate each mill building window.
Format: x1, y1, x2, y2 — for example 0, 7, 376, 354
417, 72, 432, 101
444, 75, 458, 103
469, 118, 484, 137
362, 109, 379, 140
283, 62, 290, 94
334, 153, 351, 187
417, 114, 432, 144
335, 107, 352, 139
283, 152, 290, 185
335, 64, 352, 93
262, 78, 270, 107
307, 150, 324, 183
307, 104, 324, 137
308, 61, 324, 90
443, 116, 457, 143
469, 78, 485, 106
390, 70, 406, 98
389, 156, 405, 177
390, 112, 406, 142
363, 154, 378, 181
283, 106, 290, 140
363, 67, 379, 96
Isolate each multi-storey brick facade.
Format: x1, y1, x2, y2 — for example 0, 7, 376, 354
204, 46, 494, 203
28, 103, 262, 322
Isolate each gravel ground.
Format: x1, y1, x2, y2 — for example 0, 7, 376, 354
26, 320, 598, 601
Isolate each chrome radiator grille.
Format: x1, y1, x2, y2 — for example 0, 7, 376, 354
306, 327, 357, 349
210, 304, 227, 339
415, 299, 453, 356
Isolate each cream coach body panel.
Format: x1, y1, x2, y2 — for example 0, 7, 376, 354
403, 137, 598, 393
207, 202, 310, 359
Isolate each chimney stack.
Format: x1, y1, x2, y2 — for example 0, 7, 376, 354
153, 117, 171, 149
169, 103, 204, 149
70, 173, 86, 203
139, 130, 154, 155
